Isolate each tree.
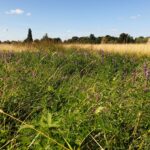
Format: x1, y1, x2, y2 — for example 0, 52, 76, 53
41, 33, 54, 43
41, 33, 49, 41
53, 38, 62, 43
24, 28, 33, 43
101, 35, 115, 44
101, 36, 109, 44
135, 36, 148, 43
119, 33, 134, 43
96, 37, 102, 44
119, 33, 128, 43
72, 36, 79, 43
89, 34, 96, 44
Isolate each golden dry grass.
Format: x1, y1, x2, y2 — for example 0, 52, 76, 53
1, 43, 150, 56
0, 44, 37, 52
64, 44, 150, 56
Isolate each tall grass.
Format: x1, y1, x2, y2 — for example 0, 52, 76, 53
0, 43, 41, 52
1, 43, 150, 56
65, 44, 150, 56
0, 45, 150, 149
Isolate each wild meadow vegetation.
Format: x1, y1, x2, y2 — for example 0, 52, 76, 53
0, 44, 150, 150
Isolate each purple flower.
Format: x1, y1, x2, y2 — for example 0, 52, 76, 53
143, 63, 150, 85
144, 63, 147, 77
146, 69, 150, 81
100, 50, 104, 64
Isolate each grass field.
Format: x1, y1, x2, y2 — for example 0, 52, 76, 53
65, 44, 150, 56
0, 44, 37, 52
0, 44, 150, 149
1, 43, 150, 56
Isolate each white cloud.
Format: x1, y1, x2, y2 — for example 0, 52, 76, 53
5, 8, 24, 15
26, 12, 31, 16
130, 14, 141, 20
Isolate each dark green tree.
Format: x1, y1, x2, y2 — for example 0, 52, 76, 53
53, 38, 62, 43
41, 33, 49, 41
119, 33, 128, 43
72, 36, 79, 43
89, 34, 96, 44
24, 28, 33, 43
41, 33, 54, 43
119, 33, 134, 43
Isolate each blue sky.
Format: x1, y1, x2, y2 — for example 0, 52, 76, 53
0, 0, 150, 41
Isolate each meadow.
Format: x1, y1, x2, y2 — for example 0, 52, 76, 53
65, 44, 150, 56
0, 43, 150, 150
1, 43, 150, 55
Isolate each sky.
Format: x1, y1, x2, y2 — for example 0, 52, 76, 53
0, 0, 150, 41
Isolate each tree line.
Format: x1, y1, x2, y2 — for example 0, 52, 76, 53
0, 28, 149, 44
64, 33, 149, 44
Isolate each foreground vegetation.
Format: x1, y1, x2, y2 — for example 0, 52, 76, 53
0, 45, 150, 149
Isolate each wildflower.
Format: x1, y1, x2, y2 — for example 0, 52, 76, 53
143, 63, 150, 81
144, 63, 147, 77
100, 50, 105, 64
146, 69, 150, 81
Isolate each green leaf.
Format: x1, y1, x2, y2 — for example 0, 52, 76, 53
47, 86, 54, 92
